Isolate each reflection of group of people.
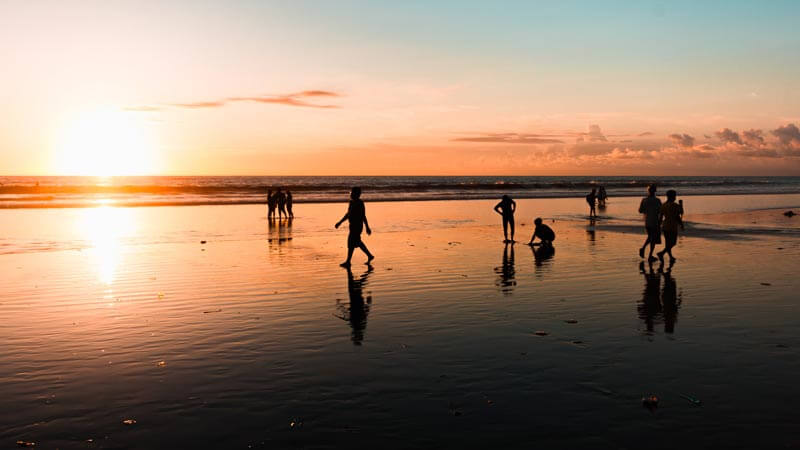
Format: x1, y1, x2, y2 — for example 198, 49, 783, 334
639, 261, 681, 333
267, 188, 293, 219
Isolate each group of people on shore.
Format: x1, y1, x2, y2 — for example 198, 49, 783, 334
267, 189, 293, 219
493, 184, 684, 265
280, 184, 683, 268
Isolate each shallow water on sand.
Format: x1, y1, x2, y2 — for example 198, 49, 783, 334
2, 196, 800, 448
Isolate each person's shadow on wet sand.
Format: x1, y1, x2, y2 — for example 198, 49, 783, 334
494, 242, 516, 295
335, 266, 373, 345
531, 245, 555, 267
268, 216, 293, 245
638, 261, 682, 334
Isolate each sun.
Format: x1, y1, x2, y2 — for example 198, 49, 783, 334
53, 108, 160, 176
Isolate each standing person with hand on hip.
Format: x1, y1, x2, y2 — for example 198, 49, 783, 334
494, 195, 517, 243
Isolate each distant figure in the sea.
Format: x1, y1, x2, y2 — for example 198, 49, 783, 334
493, 194, 517, 243
586, 188, 597, 217
657, 189, 684, 264
527, 218, 555, 249
639, 184, 662, 262
597, 186, 608, 207
335, 187, 375, 267
335, 266, 373, 345
286, 190, 294, 218
267, 189, 276, 219
276, 188, 288, 219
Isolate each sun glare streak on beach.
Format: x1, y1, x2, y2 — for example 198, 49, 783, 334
77, 206, 135, 286
51, 108, 160, 176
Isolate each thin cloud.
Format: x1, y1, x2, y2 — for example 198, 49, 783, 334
452, 133, 564, 144
126, 90, 342, 111
637, 131, 654, 137
715, 128, 742, 144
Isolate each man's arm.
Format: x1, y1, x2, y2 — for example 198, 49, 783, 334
493, 202, 503, 215
638, 199, 645, 214
511, 200, 517, 213
335, 212, 349, 228
363, 214, 371, 235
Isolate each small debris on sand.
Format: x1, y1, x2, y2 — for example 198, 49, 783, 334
203, 309, 222, 314
760, 282, 772, 286
784, 210, 796, 217
16, 441, 36, 447
533, 331, 549, 336
200, 240, 207, 244
122, 419, 137, 425
641, 395, 659, 411
564, 319, 578, 324
157, 361, 166, 367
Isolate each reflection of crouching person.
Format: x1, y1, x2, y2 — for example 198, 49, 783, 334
528, 218, 555, 249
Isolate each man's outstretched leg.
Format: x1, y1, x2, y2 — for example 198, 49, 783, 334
359, 242, 375, 265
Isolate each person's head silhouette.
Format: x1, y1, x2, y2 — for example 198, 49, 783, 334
648, 184, 657, 196
534, 217, 543, 226
351, 186, 362, 200
666, 189, 677, 201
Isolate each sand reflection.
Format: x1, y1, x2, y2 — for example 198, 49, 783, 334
76, 206, 134, 285
335, 266, 373, 345
638, 262, 682, 334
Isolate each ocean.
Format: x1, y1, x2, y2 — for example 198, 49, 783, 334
2, 175, 800, 208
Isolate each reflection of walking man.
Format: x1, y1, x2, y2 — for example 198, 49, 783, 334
335, 187, 375, 267
336, 266, 373, 345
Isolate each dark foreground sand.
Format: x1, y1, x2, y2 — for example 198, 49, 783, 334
1, 195, 800, 449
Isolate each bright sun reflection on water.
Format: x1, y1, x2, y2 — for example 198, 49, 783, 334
77, 206, 135, 286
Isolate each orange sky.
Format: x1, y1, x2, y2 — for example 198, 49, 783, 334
2, 1, 799, 176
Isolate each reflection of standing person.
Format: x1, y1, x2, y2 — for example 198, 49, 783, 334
638, 184, 662, 262
286, 190, 294, 218
335, 187, 374, 267
661, 270, 680, 333
657, 190, 684, 264
493, 195, 516, 243
586, 188, 597, 217
494, 242, 516, 295
267, 189, 276, 219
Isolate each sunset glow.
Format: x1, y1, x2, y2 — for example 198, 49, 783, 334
1, 1, 799, 175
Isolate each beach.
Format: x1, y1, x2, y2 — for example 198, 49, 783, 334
2, 194, 800, 448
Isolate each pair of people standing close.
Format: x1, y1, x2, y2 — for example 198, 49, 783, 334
639, 185, 684, 264
267, 189, 294, 219
493, 195, 556, 248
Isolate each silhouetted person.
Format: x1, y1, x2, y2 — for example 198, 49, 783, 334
335, 266, 373, 345
639, 184, 662, 262
657, 189, 684, 264
598, 186, 608, 206
527, 217, 555, 249
267, 189, 276, 219
494, 194, 516, 243
494, 242, 516, 295
586, 188, 597, 217
335, 187, 374, 267
276, 189, 288, 219
286, 190, 294, 218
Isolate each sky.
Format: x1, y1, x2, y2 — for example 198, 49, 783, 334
1, 0, 800, 176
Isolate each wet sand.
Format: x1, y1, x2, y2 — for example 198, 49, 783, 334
2, 195, 800, 448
